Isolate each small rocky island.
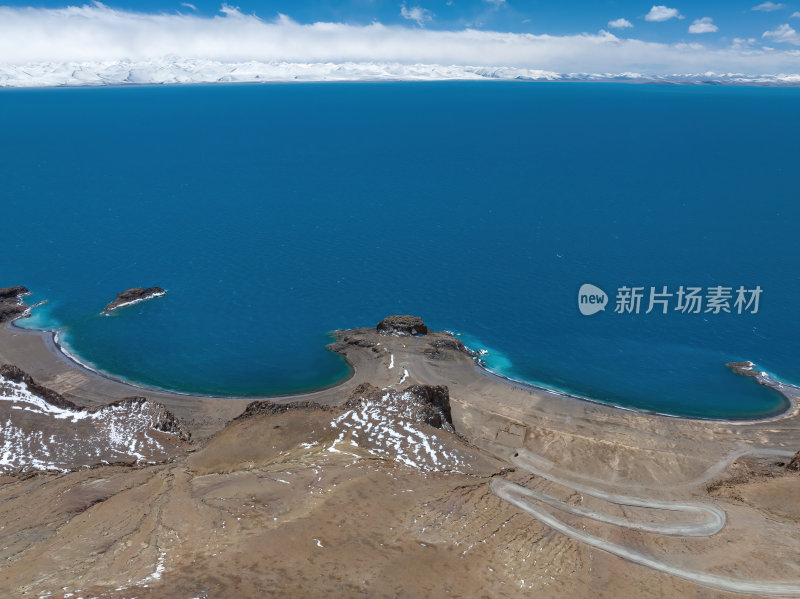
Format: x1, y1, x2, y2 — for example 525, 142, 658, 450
104, 287, 166, 313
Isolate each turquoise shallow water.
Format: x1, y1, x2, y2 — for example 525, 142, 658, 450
2, 82, 798, 417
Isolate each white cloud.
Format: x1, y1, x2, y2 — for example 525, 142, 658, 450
752, 2, 785, 11
0, 3, 798, 83
645, 6, 683, 22
219, 3, 246, 18
400, 4, 433, 27
791, 11, 800, 17
689, 17, 718, 34
763, 23, 800, 44
180, 2, 198, 11
731, 37, 758, 48
608, 18, 633, 29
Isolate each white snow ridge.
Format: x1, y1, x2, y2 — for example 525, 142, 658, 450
0, 368, 184, 473
327, 389, 469, 473
0, 60, 798, 88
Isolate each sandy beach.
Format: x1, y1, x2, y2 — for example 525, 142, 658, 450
1, 314, 799, 597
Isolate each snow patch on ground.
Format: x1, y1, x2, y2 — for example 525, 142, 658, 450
136, 550, 167, 588
327, 391, 468, 472
0, 373, 177, 472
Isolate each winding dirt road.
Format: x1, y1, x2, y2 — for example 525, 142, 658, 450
493, 448, 800, 596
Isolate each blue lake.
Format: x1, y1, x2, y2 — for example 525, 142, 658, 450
2, 81, 798, 418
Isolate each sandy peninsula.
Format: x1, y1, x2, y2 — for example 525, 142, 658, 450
0, 306, 799, 598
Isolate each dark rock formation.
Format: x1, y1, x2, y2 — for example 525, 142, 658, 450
347, 382, 382, 401
98, 396, 190, 441
424, 336, 469, 360
346, 382, 453, 430
104, 287, 166, 313
788, 451, 800, 472
0, 364, 188, 440
0, 303, 26, 324
0, 286, 29, 301
0, 363, 80, 410
376, 315, 428, 336
726, 361, 765, 377
0, 286, 30, 324
236, 400, 336, 421
327, 332, 381, 356
402, 384, 453, 429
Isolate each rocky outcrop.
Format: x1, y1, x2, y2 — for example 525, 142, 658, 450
104, 287, 166, 313
726, 361, 765, 377
424, 336, 470, 360
100, 396, 190, 441
0, 364, 188, 472
346, 383, 384, 405
0, 286, 30, 324
236, 400, 337, 420
1, 363, 188, 439
327, 332, 382, 356
0, 363, 80, 410
346, 382, 453, 430
0, 286, 28, 301
403, 384, 453, 429
327, 324, 473, 368
724, 362, 792, 417
788, 451, 800, 472
376, 315, 428, 336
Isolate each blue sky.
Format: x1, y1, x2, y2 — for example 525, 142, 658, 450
2, 0, 798, 45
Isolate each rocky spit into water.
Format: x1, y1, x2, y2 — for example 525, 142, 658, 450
0, 308, 799, 598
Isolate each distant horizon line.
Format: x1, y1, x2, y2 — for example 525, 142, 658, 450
1, 59, 799, 88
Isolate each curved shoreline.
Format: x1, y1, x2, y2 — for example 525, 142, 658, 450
474, 361, 797, 424
454, 332, 797, 422
5, 314, 798, 424
3, 307, 799, 596
7, 319, 357, 401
